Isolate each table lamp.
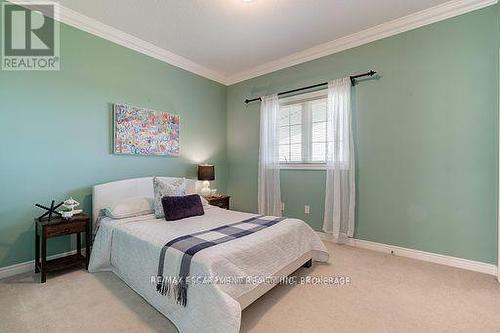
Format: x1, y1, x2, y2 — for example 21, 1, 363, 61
198, 164, 215, 196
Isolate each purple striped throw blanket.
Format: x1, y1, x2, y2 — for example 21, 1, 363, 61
155, 215, 285, 306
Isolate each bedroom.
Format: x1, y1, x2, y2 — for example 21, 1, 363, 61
0, 0, 499, 332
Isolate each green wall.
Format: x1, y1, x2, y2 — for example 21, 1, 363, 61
0, 4, 498, 270
0, 16, 227, 268
226, 6, 499, 264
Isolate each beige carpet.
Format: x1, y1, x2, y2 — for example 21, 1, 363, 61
1, 242, 500, 333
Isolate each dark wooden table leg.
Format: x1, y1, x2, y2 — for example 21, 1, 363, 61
85, 225, 90, 270
35, 225, 40, 273
76, 232, 81, 256
41, 232, 47, 283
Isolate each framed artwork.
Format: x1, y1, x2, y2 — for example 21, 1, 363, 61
113, 103, 180, 156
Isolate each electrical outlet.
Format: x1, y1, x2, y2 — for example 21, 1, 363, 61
304, 205, 310, 215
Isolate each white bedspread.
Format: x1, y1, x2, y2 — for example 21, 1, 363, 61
89, 206, 329, 333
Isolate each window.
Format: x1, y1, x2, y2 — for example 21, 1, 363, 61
278, 90, 328, 167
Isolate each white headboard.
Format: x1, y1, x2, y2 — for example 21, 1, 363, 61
92, 177, 197, 224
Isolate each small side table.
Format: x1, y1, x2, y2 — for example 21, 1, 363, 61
205, 194, 231, 210
34, 213, 91, 283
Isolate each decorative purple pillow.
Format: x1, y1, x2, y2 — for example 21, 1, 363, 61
161, 194, 205, 221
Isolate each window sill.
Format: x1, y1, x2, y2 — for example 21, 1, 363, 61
279, 163, 327, 170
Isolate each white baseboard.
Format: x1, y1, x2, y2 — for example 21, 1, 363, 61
2, 236, 497, 279
0, 249, 86, 280
317, 232, 498, 276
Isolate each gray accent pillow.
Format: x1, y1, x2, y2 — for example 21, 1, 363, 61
153, 177, 186, 218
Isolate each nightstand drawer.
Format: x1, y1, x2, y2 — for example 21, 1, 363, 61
211, 199, 229, 208
45, 221, 86, 238
205, 195, 231, 210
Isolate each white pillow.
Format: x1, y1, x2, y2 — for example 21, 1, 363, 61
153, 177, 187, 218
103, 197, 153, 219
199, 195, 210, 207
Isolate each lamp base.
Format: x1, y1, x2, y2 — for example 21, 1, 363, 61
200, 180, 211, 196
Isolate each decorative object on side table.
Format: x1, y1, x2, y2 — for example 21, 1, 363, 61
204, 194, 231, 210
60, 197, 83, 219
35, 200, 63, 221
198, 164, 215, 196
34, 213, 91, 283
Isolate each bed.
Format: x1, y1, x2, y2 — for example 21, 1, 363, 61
89, 177, 329, 333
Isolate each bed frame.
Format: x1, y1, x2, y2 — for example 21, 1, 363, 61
92, 177, 313, 310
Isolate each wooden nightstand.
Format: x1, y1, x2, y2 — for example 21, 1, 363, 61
34, 213, 91, 283
205, 194, 231, 210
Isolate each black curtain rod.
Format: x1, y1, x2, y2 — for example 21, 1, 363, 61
244, 70, 377, 104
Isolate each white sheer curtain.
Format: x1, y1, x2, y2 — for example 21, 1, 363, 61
258, 94, 282, 216
322, 77, 355, 241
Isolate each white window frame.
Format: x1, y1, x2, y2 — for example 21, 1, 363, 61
278, 89, 328, 170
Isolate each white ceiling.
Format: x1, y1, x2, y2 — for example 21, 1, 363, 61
55, 0, 490, 84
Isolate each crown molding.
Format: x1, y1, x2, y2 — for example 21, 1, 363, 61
226, 0, 498, 85
10, 0, 498, 86
10, 0, 229, 85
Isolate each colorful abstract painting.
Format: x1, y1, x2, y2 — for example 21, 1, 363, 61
113, 103, 180, 156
